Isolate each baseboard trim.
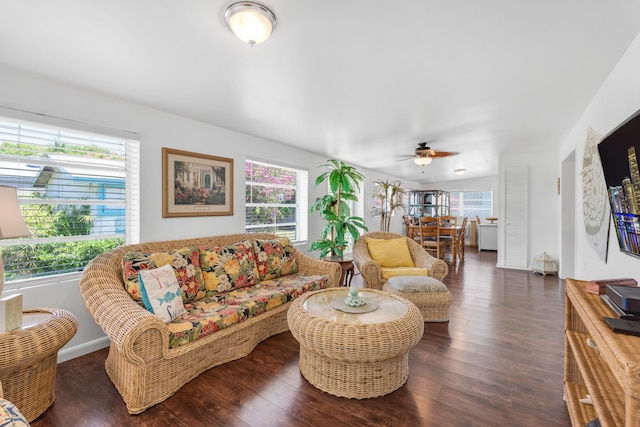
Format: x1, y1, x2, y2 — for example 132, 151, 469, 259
496, 263, 531, 271
58, 336, 110, 363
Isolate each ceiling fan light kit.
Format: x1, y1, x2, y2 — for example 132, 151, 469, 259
400, 142, 460, 167
224, 1, 276, 46
414, 157, 433, 166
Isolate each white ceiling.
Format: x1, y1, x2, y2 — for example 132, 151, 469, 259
1, 1, 639, 184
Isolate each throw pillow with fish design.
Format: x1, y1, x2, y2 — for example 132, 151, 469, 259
139, 264, 186, 322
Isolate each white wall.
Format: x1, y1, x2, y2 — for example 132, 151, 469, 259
498, 151, 560, 269
559, 32, 640, 281
0, 64, 412, 360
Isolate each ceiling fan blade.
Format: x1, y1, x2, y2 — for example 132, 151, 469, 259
430, 151, 459, 158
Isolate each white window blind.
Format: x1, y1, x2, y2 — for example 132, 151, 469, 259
0, 116, 140, 282
245, 160, 308, 242
450, 190, 493, 218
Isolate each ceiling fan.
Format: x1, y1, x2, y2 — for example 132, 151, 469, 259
397, 142, 459, 165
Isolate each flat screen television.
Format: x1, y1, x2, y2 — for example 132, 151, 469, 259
598, 109, 640, 258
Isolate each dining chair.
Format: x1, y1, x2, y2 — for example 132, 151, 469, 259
438, 215, 457, 263
418, 216, 445, 259
403, 215, 417, 241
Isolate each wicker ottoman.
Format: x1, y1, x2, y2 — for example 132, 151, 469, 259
382, 276, 452, 322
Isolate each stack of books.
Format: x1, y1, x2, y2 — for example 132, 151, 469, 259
594, 278, 640, 336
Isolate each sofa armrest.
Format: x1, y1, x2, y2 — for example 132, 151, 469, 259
79, 248, 168, 354
291, 246, 341, 287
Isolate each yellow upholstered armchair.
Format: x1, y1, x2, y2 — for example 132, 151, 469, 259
353, 231, 449, 290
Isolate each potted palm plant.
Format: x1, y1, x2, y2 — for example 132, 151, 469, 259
309, 159, 368, 259
371, 179, 405, 232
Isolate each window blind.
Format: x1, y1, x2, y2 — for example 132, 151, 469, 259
450, 190, 493, 218
245, 159, 308, 242
0, 116, 140, 282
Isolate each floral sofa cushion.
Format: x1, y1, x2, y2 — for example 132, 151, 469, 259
166, 273, 328, 348
277, 237, 299, 276
122, 246, 205, 305
0, 398, 29, 427
252, 238, 298, 280
199, 240, 260, 297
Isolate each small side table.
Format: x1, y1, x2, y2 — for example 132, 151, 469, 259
0, 308, 78, 422
323, 256, 355, 287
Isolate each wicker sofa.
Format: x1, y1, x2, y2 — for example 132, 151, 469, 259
79, 233, 341, 414
353, 231, 449, 290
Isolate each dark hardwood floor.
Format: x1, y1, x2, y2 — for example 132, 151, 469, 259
31, 248, 571, 427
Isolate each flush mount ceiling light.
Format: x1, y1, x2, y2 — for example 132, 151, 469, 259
224, 1, 277, 46
454, 168, 466, 175
414, 156, 433, 166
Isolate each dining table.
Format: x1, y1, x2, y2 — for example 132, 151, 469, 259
407, 224, 461, 239
407, 221, 464, 263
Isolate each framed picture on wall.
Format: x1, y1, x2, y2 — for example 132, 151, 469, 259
162, 147, 234, 217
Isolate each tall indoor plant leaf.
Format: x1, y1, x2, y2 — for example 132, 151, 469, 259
310, 160, 368, 259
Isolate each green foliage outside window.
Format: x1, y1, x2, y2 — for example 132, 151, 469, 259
3, 238, 123, 280
0, 140, 123, 160
3, 202, 122, 280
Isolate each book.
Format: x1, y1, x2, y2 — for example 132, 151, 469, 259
0, 294, 22, 333
603, 317, 640, 337
601, 294, 627, 317
586, 278, 637, 295
607, 285, 640, 314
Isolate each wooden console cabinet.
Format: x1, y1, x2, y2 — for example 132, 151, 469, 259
564, 278, 640, 426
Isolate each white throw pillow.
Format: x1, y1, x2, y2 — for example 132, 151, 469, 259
139, 264, 186, 322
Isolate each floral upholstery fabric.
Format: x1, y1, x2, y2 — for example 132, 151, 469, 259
166, 273, 328, 348
122, 247, 205, 305
0, 399, 29, 427
253, 238, 298, 280
276, 237, 299, 276
199, 240, 260, 297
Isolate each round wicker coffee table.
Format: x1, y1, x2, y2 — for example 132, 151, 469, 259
287, 288, 423, 399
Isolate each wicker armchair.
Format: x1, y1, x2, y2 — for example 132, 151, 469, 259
353, 231, 448, 290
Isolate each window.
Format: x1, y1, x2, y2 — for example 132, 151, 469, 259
245, 160, 308, 242
450, 190, 493, 218
0, 116, 140, 283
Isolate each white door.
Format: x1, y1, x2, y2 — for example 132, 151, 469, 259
501, 166, 528, 268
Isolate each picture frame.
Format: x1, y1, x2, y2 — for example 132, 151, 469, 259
162, 147, 233, 217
